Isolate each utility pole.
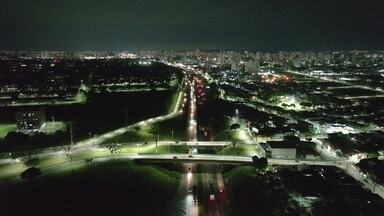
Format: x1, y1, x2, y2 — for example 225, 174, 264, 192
64, 122, 74, 161
170, 131, 173, 153
156, 129, 159, 154
70, 123, 74, 146
124, 105, 128, 126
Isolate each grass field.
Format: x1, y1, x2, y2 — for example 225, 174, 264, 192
217, 144, 257, 156
0, 124, 16, 139
102, 113, 188, 144
0, 160, 180, 215
40, 121, 67, 134
0, 162, 26, 180
214, 127, 253, 144
223, 165, 255, 185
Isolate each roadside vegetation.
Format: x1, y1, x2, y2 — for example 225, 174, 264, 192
223, 166, 307, 216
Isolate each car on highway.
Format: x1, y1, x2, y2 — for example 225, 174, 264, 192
217, 187, 225, 201
209, 194, 215, 201
208, 183, 216, 200
192, 185, 198, 202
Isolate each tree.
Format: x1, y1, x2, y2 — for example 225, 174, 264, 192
4, 131, 28, 146
10, 151, 29, 160
21, 167, 42, 180
23, 157, 40, 167
252, 156, 268, 171
258, 157, 268, 170
230, 123, 240, 130
85, 158, 93, 165
30, 132, 47, 147
63, 145, 72, 159
252, 155, 258, 164
232, 141, 236, 147
300, 101, 312, 107
107, 143, 121, 155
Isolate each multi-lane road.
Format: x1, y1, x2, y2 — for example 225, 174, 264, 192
171, 70, 233, 215
198, 164, 231, 216
187, 78, 198, 142
165, 163, 199, 216
162, 162, 232, 216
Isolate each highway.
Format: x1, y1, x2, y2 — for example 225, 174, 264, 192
165, 163, 200, 216
186, 72, 232, 215
198, 164, 231, 216
188, 78, 198, 142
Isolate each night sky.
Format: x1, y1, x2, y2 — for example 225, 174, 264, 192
0, 0, 383, 51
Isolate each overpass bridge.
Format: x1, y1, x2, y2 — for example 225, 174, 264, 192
327, 85, 365, 90
342, 95, 384, 100
131, 154, 348, 166
169, 141, 231, 147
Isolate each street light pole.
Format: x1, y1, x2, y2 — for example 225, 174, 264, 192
124, 105, 128, 126
70, 123, 74, 146
156, 129, 159, 154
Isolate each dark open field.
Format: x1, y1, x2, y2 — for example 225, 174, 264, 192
0, 160, 180, 216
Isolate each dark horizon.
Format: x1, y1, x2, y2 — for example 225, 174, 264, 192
1, 0, 383, 51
